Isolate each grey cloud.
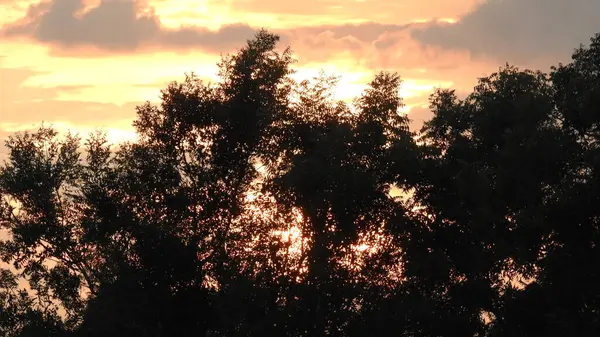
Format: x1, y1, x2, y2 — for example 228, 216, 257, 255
412, 0, 600, 64
1, 0, 256, 53
1, 1, 418, 60
161, 23, 259, 49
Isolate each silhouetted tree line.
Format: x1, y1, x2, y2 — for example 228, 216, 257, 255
1, 30, 599, 337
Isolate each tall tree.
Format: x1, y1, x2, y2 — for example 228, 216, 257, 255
1, 29, 599, 337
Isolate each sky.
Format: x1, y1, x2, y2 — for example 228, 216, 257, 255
1, 0, 599, 157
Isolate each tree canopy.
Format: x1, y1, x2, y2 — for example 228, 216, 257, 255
1, 29, 599, 337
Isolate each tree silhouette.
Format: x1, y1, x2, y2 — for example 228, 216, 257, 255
1, 30, 599, 337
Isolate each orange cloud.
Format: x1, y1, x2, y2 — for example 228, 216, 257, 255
0, 0, 532, 153
0, 1, 492, 87
201, 0, 481, 26
284, 25, 496, 94
0, 67, 138, 135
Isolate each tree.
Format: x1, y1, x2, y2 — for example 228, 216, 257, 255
407, 35, 600, 337
1, 29, 599, 337
496, 33, 600, 337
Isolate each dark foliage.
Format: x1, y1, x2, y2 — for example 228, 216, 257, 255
1, 30, 599, 337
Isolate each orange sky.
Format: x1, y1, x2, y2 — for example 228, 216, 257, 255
1, 0, 598, 155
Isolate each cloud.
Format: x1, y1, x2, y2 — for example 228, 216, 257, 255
1, 0, 256, 53
412, 0, 600, 65
0, 0, 490, 83
0, 67, 139, 126
0, 66, 142, 158
0, 2, 507, 128
0, 1, 491, 81
280, 23, 410, 64
284, 23, 411, 45
204, 0, 481, 25
283, 23, 495, 86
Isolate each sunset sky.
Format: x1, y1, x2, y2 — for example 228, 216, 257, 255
1, 0, 598, 157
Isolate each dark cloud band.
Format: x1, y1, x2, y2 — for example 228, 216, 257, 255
1, 0, 257, 52
412, 0, 600, 64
